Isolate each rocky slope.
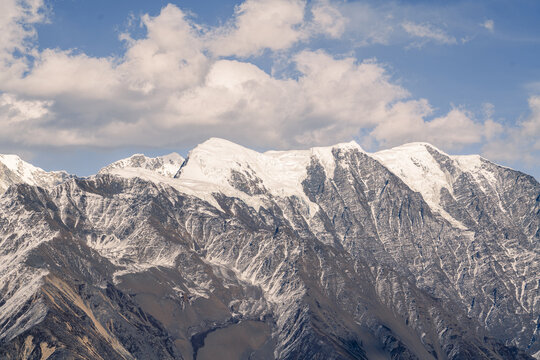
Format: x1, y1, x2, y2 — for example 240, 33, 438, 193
0, 139, 538, 359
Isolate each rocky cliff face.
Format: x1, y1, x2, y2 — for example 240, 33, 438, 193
0, 139, 538, 359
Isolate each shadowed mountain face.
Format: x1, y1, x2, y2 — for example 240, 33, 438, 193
0, 139, 538, 359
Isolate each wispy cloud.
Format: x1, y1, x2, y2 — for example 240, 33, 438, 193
524, 81, 540, 94
481, 19, 494, 32
402, 21, 457, 47
337, 2, 474, 49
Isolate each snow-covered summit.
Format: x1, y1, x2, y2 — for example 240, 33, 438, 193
98, 138, 507, 223
176, 137, 363, 212
0, 139, 506, 225
0, 154, 71, 194
98, 152, 184, 178
371, 142, 507, 228
373, 142, 455, 204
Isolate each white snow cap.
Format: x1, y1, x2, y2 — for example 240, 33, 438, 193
49, 137, 506, 224
96, 138, 363, 212
99, 152, 184, 178
177, 138, 363, 208
373, 142, 453, 204
0, 154, 70, 194
372, 142, 505, 228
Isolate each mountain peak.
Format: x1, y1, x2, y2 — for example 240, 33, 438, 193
0, 154, 70, 194
199, 137, 246, 148
99, 152, 184, 178
1, 153, 37, 173
380, 141, 447, 155
177, 138, 365, 213
187, 138, 259, 162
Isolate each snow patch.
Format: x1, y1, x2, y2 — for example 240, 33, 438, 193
453, 155, 498, 188
372, 143, 466, 229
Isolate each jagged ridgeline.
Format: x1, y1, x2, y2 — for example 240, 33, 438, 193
0, 138, 538, 359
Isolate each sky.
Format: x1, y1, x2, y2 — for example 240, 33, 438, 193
0, 0, 539, 179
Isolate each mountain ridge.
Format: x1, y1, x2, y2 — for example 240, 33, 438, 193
0, 138, 538, 359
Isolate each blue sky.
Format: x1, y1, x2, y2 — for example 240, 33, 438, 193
0, 0, 539, 179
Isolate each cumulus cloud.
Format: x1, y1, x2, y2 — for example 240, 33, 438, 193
369, 101, 496, 150
206, 0, 346, 57
0, 0, 45, 54
207, 0, 307, 57
310, 0, 347, 38
0, 0, 47, 79
0, 0, 516, 162
0, 93, 60, 147
483, 96, 540, 166
0, 93, 51, 123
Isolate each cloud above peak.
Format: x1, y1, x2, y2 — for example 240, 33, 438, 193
482, 96, 540, 166
207, 0, 307, 57
0, 0, 536, 175
206, 0, 347, 57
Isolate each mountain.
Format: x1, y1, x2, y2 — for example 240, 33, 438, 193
98, 153, 185, 178
0, 154, 71, 194
0, 138, 538, 359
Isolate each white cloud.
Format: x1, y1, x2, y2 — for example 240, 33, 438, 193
481, 19, 494, 32
7, 50, 120, 98
369, 102, 495, 150
0, 93, 59, 147
523, 97, 540, 134
119, 4, 208, 92
310, 0, 347, 38
0, 93, 51, 123
483, 119, 504, 140
0, 0, 47, 79
206, 0, 346, 58
0, 0, 45, 54
402, 21, 457, 47
482, 96, 540, 165
0, 0, 511, 161
207, 0, 307, 57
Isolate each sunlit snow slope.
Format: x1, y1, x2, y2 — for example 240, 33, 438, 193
0, 154, 71, 194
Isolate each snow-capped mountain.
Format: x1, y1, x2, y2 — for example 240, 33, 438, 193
0, 138, 538, 359
98, 152, 185, 178
0, 154, 71, 194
